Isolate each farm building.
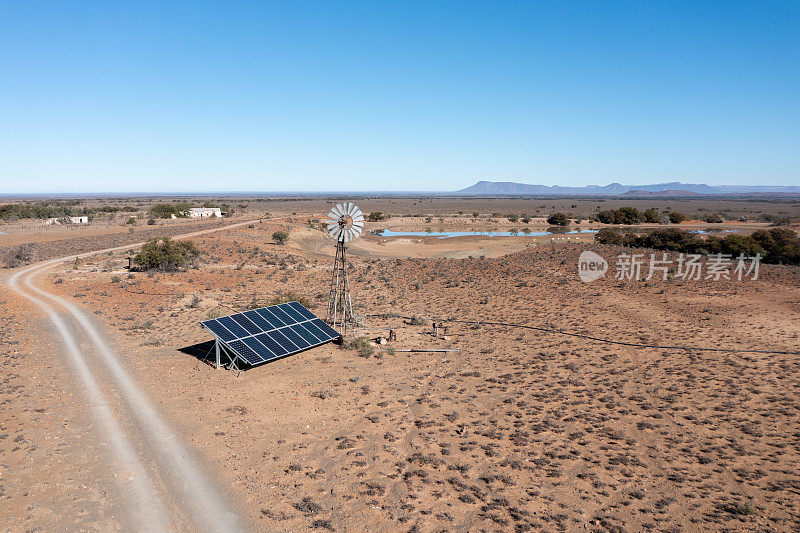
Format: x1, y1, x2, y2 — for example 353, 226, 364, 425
69, 216, 89, 224
188, 207, 223, 218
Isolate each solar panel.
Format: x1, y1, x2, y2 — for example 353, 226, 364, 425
200, 301, 340, 367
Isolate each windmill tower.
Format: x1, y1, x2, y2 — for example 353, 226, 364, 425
325, 202, 364, 334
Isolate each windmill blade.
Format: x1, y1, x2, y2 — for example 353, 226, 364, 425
327, 223, 338, 232
329, 226, 341, 238
352, 219, 364, 228
327, 208, 339, 219
352, 212, 364, 222
347, 202, 355, 215
352, 207, 363, 218
332, 204, 344, 218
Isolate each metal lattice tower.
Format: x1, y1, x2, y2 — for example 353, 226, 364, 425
325, 203, 363, 334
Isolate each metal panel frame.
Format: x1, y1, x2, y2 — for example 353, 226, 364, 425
200, 302, 340, 370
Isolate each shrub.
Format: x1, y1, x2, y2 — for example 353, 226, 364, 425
4, 244, 36, 268
546, 212, 570, 226
272, 231, 289, 245
367, 212, 387, 221
345, 336, 374, 358
126, 217, 137, 225
595, 228, 627, 246
598, 207, 645, 225
133, 236, 201, 271
147, 218, 156, 225
594, 227, 800, 265
644, 208, 661, 223
149, 203, 180, 219
506, 214, 519, 223
668, 211, 686, 224
703, 213, 724, 223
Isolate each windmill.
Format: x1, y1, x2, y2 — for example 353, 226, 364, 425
325, 202, 364, 334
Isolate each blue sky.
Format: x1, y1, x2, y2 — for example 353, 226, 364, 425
0, 1, 798, 193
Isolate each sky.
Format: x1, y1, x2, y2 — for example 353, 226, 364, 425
0, 1, 798, 193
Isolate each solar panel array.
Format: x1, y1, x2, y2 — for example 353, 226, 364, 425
201, 302, 340, 366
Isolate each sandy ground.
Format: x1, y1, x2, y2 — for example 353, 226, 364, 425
2, 212, 799, 531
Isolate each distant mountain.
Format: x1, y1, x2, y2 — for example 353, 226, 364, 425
456, 180, 800, 196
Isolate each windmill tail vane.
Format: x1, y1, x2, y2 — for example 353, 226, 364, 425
325, 203, 364, 334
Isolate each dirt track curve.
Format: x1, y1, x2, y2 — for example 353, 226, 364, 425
4, 219, 261, 531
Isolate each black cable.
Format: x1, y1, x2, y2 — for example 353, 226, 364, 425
365, 313, 800, 356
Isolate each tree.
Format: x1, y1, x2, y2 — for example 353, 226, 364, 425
547, 212, 570, 226
644, 208, 661, 223
272, 230, 289, 245
133, 236, 201, 271
507, 214, 519, 223
367, 212, 386, 221
594, 228, 627, 246
668, 211, 686, 224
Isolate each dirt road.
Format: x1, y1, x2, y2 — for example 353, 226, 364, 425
3, 219, 260, 531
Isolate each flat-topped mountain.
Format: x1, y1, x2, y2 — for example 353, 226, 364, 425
456, 180, 800, 196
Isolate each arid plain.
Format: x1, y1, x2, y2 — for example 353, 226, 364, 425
1, 197, 800, 532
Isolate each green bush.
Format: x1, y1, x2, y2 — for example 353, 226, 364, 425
594, 227, 800, 265
367, 212, 387, 221
546, 212, 570, 226
272, 230, 289, 245
598, 207, 645, 225
345, 336, 374, 358
644, 208, 661, 223
133, 236, 201, 271
668, 211, 686, 224
149, 202, 192, 219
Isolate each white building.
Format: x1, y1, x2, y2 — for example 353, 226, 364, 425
188, 207, 222, 218
69, 216, 89, 224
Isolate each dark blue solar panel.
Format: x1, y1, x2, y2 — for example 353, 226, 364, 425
306, 321, 333, 341
229, 340, 263, 365
254, 308, 284, 328
255, 332, 288, 357
231, 314, 261, 335
298, 322, 326, 343
271, 330, 299, 352
281, 326, 310, 349
279, 303, 306, 323
243, 337, 275, 361
270, 306, 295, 325
291, 324, 319, 346
203, 320, 237, 342
243, 310, 272, 330
201, 302, 337, 367
311, 319, 340, 339
218, 316, 248, 338
288, 301, 317, 321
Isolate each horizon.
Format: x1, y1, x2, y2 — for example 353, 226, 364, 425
1, 2, 798, 193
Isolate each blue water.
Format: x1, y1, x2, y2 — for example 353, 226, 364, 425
372, 228, 736, 239
373, 229, 599, 238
